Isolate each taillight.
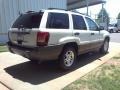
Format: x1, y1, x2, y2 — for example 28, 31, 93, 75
37, 32, 50, 46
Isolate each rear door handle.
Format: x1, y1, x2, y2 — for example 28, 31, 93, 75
91, 33, 95, 35
74, 32, 80, 36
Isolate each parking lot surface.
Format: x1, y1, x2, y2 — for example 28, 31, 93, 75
110, 33, 120, 43
0, 83, 9, 90
0, 42, 120, 90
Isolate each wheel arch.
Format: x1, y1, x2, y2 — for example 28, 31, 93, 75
104, 36, 110, 42
62, 42, 78, 55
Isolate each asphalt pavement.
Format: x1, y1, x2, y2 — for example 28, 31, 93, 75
110, 32, 120, 43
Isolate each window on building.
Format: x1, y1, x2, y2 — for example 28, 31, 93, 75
72, 15, 87, 30
46, 13, 69, 29
12, 12, 43, 29
85, 17, 98, 31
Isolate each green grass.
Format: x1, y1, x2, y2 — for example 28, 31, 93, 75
0, 45, 8, 52
113, 56, 120, 59
63, 58, 120, 90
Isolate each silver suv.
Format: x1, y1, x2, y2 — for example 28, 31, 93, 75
8, 9, 110, 70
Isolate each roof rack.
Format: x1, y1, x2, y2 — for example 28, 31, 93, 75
48, 8, 67, 11
26, 11, 36, 13
71, 10, 88, 16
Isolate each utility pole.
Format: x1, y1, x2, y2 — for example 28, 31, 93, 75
102, 3, 104, 23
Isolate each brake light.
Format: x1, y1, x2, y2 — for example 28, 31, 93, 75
37, 32, 50, 46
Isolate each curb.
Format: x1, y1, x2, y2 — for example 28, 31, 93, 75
0, 81, 12, 90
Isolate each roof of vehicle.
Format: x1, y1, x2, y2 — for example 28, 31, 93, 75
24, 8, 88, 17
45, 8, 86, 16
44, 9, 96, 23
23, 9, 95, 22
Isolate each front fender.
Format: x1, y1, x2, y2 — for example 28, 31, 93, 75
102, 31, 110, 40
58, 36, 81, 45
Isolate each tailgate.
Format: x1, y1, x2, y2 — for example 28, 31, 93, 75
8, 11, 43, 47
9, 28, 38, 47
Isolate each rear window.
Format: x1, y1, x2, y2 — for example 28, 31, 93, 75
12, 12, 43, 29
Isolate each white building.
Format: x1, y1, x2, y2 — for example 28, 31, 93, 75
0, 0, 105, 43
0, 0, 66, 43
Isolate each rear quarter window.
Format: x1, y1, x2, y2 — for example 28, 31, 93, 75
46, 13, 69, 29
12, 12, 43, 29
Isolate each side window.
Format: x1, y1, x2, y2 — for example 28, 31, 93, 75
72, 15, 87, 30
46, 13, 69, 29
85, 17, 98, 31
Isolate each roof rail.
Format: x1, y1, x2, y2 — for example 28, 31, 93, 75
71, 10, 88, 16
48, 8, 67, 11
26, 11, 36, 13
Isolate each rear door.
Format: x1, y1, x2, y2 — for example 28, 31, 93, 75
42, 12, 72, 45
9, 12, 43, 47
72, 14, 91, 53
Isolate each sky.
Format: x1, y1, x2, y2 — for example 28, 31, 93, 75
78, 0, 120, 23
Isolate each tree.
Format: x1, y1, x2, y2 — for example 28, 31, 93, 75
117, 13, 120, 19
97, 8, 110, 24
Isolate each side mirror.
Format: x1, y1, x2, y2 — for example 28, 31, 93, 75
98, 26, 104, 31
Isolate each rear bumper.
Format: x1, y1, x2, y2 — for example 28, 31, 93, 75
7, 42, 64, 61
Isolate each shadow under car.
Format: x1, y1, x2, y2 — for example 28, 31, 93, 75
4, 52, 106, 85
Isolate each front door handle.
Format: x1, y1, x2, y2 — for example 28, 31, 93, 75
91, 33, 95, 35
74, 32, 80, 36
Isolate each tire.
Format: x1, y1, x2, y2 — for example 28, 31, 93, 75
110, 29, 113, 33
99, 39, 109, 54
59, 46, 77, 70
29, 59, 39, 64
